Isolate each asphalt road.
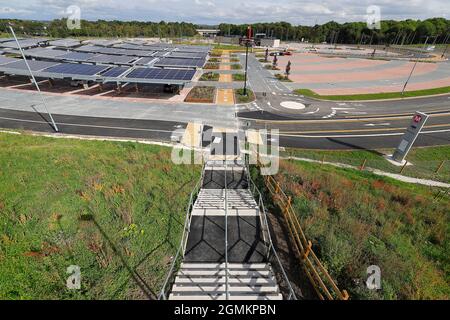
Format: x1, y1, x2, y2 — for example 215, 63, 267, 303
0, 108, 187, 141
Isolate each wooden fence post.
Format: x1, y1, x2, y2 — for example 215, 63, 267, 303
360, 159, 367, 170
435, 160, 445, 174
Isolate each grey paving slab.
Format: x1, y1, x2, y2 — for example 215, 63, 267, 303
184, 216, 266, 263
202, 170, 248, 189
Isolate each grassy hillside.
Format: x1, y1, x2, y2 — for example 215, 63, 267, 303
0, 133, 201, 299
283, 146, 450, 183
269, 160, 449, 300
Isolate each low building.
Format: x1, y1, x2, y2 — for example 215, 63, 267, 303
260, 38, 281, 48
196, 29, 220, 38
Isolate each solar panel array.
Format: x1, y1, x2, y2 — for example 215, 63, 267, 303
126, 68, 196, 81
3, 60, 59, 71
0, 56, 18, 65
49, 39, 81, 48
24, 48, 68, 59
88, 54, 136, 64
43, 63, 109, 76
154, 57, 205, 68
101, 66, 130, 78
135, 57, 157, 65
0, 38, 49, 49
59, 52, 97, 61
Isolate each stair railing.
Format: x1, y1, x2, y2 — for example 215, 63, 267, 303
158, 162, 205, 300
224, 160, 230, 300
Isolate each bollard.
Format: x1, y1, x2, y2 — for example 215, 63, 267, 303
321, 155, 325, 165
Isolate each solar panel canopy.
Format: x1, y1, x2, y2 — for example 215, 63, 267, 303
126, 68, 196, 81
154, 57, 205, 68
43, 63, 109, 76
88, 54, 136, 64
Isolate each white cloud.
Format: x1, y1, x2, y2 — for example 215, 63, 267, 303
0, 0, 448, 24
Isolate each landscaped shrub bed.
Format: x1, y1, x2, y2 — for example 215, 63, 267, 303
232, 73, 246, 81
204, 63, 220, 70
199, 72, 220, 81
185, 86, 216, 103
234, 88, 255, 103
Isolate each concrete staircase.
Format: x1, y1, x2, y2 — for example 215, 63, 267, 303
169, 263, 282, 300
168, 157, 283, 300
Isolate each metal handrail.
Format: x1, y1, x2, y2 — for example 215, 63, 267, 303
245, 157, 297, 300
158, 162, 205, 300
224, 160, 230, 300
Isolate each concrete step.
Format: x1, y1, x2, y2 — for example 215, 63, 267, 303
169, 293, 283, 300
178, 269, 272, 277
181, 263, 267, 269
171, 284, 279, 293
174, 277, 277, 285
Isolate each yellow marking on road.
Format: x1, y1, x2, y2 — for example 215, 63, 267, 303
246, 130, 264, 145
219, 74, 232, 82
216, 89, 235, 105
279, 123, 450, 134
181, 122, 202, 147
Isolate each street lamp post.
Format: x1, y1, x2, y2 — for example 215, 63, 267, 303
243, 41, 250, 96
243, 26, 254, 96
9, 25, 59, 132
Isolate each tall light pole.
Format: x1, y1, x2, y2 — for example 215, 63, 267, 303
9, 25, 59, 132
402, 36, 429, 96
243, 25, 254, 96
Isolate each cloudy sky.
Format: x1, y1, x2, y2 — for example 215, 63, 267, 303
0, 0, 448, 25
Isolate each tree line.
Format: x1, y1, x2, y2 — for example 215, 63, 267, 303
1, 18, 449, 45
0, 19, 199, 38
218, 18, 450, 45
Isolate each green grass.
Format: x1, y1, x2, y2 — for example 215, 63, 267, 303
262, 159, 449, 299
213, 44, 245, 51
282, 146, 450, 183
0, 133, 201, 299
294, 87, 450, 101
232, 73, 246, 81
199, 72, 220, 81
234, 88, 255, 104
230, 64, 242, 70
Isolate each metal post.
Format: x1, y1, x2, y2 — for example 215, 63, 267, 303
243, 42, 249, 96
441, 34, 449, 58
224, 160, 229, 300
9, 25, 59, 132
402, 36, 428, 95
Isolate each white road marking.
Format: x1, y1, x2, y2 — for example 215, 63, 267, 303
364, 123, 391, 127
